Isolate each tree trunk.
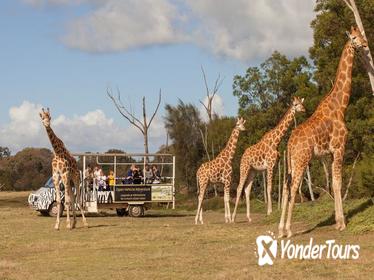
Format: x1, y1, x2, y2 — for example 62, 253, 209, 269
306, 165, 315, 201
322, 159, 330, 194
344, 0, 374, 94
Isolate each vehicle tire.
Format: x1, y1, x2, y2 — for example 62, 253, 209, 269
129, 205, 144, 217
40, 210, 49, 216
116, 208, 128, 217
48, 201, 64, 217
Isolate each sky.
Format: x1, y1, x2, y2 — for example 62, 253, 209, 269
0, 0, 316, 154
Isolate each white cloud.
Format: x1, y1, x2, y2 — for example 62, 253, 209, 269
23, 0, 315, 61
47, 0, 315, 61
200, 94, 224, 122
187, 0, 315, 61
62, 0, 188, 52
0, 101, 166, 154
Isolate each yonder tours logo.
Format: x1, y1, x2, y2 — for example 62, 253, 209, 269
255, 232, 360, 266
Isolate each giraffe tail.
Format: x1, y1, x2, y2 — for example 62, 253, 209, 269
285, 147, 292, 201
196, 175, 199, 197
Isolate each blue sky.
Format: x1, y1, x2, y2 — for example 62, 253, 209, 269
0, 0, 315, 153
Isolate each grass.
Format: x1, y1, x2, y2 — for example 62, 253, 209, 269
1, 191, 374, 279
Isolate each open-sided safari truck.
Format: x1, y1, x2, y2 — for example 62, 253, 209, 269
28, 153, 175, 217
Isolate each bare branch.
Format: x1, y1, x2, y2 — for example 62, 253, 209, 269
115, 87, 144, 127
107, 87, 144, 133
315, 186, 334, 200
342, 0, 353, 12
147, 89, 162, 128
343, 153, 360, 201
201, 65, 210, 98
199, 100, 209, 112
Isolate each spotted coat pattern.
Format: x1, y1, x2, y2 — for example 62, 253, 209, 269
278, 27, 368, 238
231, 97, 305, 222
195, 118, 246, 224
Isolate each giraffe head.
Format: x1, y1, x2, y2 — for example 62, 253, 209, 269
39, 108, 51, 127
291, 96, 305, 113
347, 26, 367, 49
235, 117, 246, 131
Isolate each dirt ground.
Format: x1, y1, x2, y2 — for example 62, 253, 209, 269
0, 192, 373, 280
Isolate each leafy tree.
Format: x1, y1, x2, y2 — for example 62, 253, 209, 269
164, 100, 205, 192
309, 0, 374, 196
233, 51, 317, 112
0, 148, 52, 191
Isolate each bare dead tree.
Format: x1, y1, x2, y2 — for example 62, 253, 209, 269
198, 67, 224, 197
343, 0, 374, 95
107, 87, 162, 157
199, 66, 224, 123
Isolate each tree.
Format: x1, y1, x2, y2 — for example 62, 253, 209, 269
107, 87, 162, 156
199, 66, 224, 123
310, 0, 374, 196
0, 148, 52, 191
164, 100, 204, 192
233, 51, 317, 112
343, 0, 374, 94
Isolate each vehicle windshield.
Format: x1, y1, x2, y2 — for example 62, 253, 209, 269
44, 177, 54, 188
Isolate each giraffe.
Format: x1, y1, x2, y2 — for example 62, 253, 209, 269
195, 117, 246, 224
278, 27, 368, 238
231, 97, 305, 223
39, 108, 88, 230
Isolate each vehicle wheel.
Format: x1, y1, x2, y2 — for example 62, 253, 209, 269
48, 201, 64, 217
40, 210, 49, 216
116, 208, 128, 217
129, 205, 144, 217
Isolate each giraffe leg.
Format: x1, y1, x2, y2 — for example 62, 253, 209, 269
332, 149, 346, 231
73, 176, 88, 228
52, 172, 61, 230
70, 187, 77, 229
232, 166, 251, 222
266, 166, 274, 215
195, 180, 207, 225
285, 167, 306, 238
244, 171, 255, 223
224, 184, 231, 223
278, 178, 289, 238
62, 174, 72, 230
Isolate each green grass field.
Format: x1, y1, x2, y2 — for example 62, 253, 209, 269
1, 192, 374, 280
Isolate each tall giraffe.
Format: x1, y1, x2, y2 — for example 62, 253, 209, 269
39, 108, 88, 230
195, 118, 246, 224
278, 27, 367, 238
231, 97, 305, 223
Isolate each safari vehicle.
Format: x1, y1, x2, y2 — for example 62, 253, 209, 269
28, 177, 66, 217
29, 153, 176, 217
78, 152, 176, 217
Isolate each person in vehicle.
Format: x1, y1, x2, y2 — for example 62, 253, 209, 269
133, 165, 143, 184
152, 165, 161, 184
108, 170, 115, 191
124, 164, 136, 184
144, 164, 153, 184
98, 169, 107, 191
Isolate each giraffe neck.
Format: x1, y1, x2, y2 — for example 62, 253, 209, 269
45, 126, 67, 155
325, 41, 355, 114
218, 128, 240, 162
265, 106, 295, 148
